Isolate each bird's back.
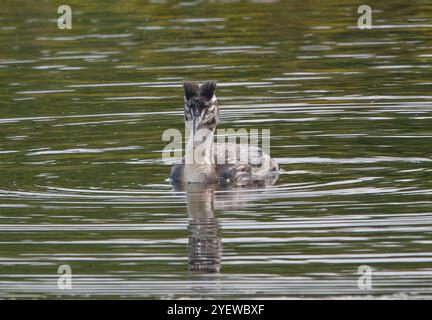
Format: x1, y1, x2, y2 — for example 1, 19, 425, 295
170, 142, 278, 187
214, 142, 278, 187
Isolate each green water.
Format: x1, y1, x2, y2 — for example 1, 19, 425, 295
1, 0, 432, 298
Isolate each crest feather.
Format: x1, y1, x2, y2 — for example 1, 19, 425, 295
183, 81, 200, 100
200, 81, 217, 101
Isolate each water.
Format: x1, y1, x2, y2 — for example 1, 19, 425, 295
1, 0, 432, 299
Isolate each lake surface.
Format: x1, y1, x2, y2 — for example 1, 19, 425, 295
1, 0, 432, 299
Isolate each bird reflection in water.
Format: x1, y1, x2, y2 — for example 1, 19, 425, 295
184, 185, 221, 273
175, 174, 278, 273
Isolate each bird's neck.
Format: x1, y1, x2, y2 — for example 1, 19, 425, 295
185, 128, 215, 165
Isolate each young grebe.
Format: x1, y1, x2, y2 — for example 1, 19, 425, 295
170, 81, 279, 187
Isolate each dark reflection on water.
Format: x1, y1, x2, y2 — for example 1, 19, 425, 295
186, 187, 221, 273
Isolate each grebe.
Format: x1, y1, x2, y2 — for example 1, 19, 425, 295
170, 81, 279, 187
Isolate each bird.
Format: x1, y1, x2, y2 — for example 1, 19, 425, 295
169, 81, 279, 187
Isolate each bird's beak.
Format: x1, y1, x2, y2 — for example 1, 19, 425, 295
192, 112, 200, 136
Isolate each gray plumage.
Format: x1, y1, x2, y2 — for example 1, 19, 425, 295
171, 142, 278, 187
